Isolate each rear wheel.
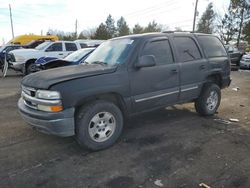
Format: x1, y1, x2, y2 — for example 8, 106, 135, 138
76, 100, 123, 151
195, 83, 221, 116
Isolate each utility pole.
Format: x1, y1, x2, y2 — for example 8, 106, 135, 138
9, 4, 14, 38
75, 19, 78, 39
192, 0, 199, 32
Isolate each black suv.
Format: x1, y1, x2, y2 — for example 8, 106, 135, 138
18, 32, 231, 150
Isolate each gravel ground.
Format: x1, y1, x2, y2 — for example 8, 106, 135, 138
0, 70, 250, 188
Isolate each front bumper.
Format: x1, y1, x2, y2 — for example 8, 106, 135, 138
18, 98, 75, 137
9, 61, 25, 71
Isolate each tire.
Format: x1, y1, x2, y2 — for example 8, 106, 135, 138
195, 83, 221, 116
76, 100, 123, 151
26, 63, 37, 75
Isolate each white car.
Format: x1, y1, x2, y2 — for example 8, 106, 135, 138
240, 53, 250, 69
9, 41, 82, 74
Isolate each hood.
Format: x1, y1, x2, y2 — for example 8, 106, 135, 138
11, 48, 38, 54
21, 64, 117, 89
10, 49, 41, 58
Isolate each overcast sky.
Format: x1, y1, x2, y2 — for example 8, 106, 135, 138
0, 0, 229, 45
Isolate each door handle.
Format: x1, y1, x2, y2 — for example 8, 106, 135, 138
199, 65, 205, 70
58, 53, 63, 55
171, 69, 178, 74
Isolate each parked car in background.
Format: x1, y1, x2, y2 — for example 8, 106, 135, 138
8, 34, 58, 45
18, 32, 231, 150
225, 45, 244, 66
240, 53, 250, 69
22, 40, 49, 49
8, 41, 83, 75
0, 44, 23, 70
34, 48, 95, 72
75, 40, 105, 48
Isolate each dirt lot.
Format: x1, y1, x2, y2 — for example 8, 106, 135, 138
0, 70, 250, 188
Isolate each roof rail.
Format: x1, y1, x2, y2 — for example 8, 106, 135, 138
162, 30, 194, 33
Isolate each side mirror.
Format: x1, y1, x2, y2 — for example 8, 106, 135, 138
136, 55, 156, 68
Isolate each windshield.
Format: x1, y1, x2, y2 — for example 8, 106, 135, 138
85, 38, 136, 66
65, 48, 94, 62
35, 41, 51, 50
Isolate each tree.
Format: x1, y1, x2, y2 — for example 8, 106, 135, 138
242, 20, 250, 44
117, 17, 130, 36
215, 3, 238, 44
78, 28, 97, 39
78, 32, 87, 39
132, 24, 144, 34
93, 23, 110, 40
144, 21, 162, 33
197, 2, 215, 34
231, 0, 250, 47
105, 14, 116, 38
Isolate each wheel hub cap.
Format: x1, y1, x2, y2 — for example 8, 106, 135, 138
88, 112, 116, 142
206, 91, 218, 111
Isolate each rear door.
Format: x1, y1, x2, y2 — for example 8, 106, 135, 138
129, 37, 180, 113
65, 42, 78, 56
173, 35, 208, 101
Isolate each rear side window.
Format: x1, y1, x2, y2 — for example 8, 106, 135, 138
198, 36, 227, 58
65, 43, 77, 51
174, 37, 201, 62
141, 39, 174, 65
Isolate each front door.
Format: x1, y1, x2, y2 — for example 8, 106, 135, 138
129, 37, 180, 113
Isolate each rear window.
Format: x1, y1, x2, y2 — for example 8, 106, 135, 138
65, 43, 77, 51
174, 37, 201, 62
198, 36, 227, 58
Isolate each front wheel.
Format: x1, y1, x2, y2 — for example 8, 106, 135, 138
76, 100, 123, 151
195, 83, 221, 116
26, 63, 37, 75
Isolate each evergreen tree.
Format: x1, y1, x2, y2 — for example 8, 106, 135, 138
216, 3, 238, 44
117, 17, 130, 36
144, 21, 162, 33
231, 0, 250, 47
197, 3, 215, 34
105, 14, 116, 38
242, 20, 250, 44
132, 24, 144, 34
93, 23, 110, 40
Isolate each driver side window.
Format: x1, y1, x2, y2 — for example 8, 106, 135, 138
46, 43, 63, 52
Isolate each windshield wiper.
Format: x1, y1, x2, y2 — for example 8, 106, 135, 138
91, 61, 108, 66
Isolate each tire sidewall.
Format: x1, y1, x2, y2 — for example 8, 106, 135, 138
76, 101, 123, 150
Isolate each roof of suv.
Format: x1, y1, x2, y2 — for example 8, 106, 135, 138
111, 32, 217, 41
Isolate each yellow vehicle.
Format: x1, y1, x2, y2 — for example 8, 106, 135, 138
8, 35, 59, 45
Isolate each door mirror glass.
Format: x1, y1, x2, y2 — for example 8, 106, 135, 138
136, 55, 156, 68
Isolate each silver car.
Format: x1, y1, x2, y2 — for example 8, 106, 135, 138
240, 53, 250, 69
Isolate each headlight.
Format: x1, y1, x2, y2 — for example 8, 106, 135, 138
15, 55, 26, 62
36, 90, 61, 100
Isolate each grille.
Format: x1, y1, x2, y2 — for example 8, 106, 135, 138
22, 86, 37, 109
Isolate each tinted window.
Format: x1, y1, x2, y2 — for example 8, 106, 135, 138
198, 36, 227, 57
65, 43, 77, 51
174, 37, 201, 62
46, 43, 62, 52
141, 39, 173, 65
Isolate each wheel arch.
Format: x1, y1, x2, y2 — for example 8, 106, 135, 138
75, 92, 129, 119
